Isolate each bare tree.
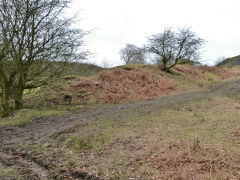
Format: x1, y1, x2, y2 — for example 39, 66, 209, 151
215, 56, 226, 66
0, 0, 88, 115
120, 44, 145, 64
146, 27, 205, 72
101, 57, 113, 68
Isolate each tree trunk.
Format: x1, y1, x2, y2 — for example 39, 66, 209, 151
161, 63, 170, 72
14, 72, 26, 110
14, 90, 24, 110
0, 81, 10, 117
160, 57, 169, 72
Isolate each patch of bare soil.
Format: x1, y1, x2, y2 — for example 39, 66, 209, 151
145, 140, 240, 179
74, 66, 176, 104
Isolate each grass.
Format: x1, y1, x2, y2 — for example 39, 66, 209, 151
0, 108, 66, 127
0, 164, 13, 179
152, 97, 231, 145
12, 76, 240, 179
22, 62, 104, 107
2, 64, 240, 179
216, 55, 240, 67
52, 95, 240, 179
63, 119, 124, 151
61, 96, 240, 151
23, 87, 41, 95
21, 64, 240, 108
61, 62, 104, 77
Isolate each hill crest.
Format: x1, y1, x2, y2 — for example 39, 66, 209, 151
216, 55, 240, 67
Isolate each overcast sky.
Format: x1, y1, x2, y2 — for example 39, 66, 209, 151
70, 0, 240, 66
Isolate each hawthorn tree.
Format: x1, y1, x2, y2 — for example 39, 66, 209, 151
146, 27, 205, 72
120, 44, 145, 64
0, 0, 88, 116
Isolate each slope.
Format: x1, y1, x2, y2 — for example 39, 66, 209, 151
216, 55, 240, 67
23, 64, 240, 108
1, 78, 240, 179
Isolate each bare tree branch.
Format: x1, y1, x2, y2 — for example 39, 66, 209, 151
0, 0, 89, 112
146, 27, 205, 72
120, 44, 145, 64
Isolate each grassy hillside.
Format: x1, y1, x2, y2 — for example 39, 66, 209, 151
216, 55, 240, 67
0, 62, 103, 98
1, 64, 240, 127
23, 64, 240, 108
53, 95, 240, 179
2, 64, 240, 179
61, 62, 104, 77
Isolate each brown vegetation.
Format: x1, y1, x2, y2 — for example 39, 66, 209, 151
73, 65, 240, 104
74, 66, 176, 103
174, 65, 240, 80
174, 65, 205, 79
198, 65, 240, 79
2, 76, 240, 179
23, 64, 240, 107
145, 140, 240, 179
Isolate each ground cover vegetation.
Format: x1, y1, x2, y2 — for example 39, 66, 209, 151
1, 0, 240, 179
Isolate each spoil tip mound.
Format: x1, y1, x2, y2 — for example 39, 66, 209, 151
74, 66, 177, 104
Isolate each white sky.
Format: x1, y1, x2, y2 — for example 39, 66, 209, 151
70, 0, 240, 66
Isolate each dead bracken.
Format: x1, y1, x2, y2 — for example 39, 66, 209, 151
74, 66, 177, 104
174, 65, 240, 80
145, 141, 240, 179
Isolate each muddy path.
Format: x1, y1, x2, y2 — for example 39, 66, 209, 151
1, 78, 240, 179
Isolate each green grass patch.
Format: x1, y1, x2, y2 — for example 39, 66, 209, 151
65, 95, 240, 152
202, 71, 217, 81
0, 164, 13, 179
0, 108, 66, 127
23, 87, 41, 95
63, 120, 122, 151
64, 135, 110, 151
62, 62, 104, 77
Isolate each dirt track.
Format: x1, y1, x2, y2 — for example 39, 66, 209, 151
1, 78, 240, 179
